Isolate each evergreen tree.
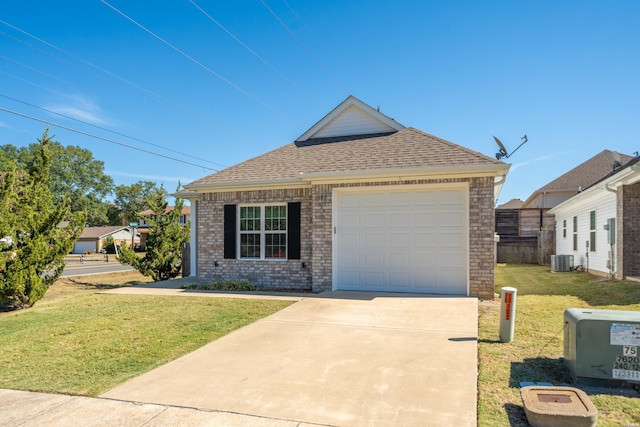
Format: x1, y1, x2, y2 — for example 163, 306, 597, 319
0, 130, 86, 309
118, 189, 189, 281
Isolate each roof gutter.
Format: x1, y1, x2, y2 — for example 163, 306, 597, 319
298, 163, 510, 182
181, 163, 510, 194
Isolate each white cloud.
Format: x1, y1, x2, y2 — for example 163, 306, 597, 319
45, 94, 110, 126
509, 151, 572, 172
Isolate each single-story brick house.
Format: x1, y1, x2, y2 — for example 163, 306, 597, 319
180, 96, 510, 298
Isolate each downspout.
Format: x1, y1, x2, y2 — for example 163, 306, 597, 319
189, 199, 198, 277
604, 183, 617, 277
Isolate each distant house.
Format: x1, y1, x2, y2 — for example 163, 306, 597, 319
73, 226, 131, 254
497, 150, 633, 265
137, 205, 190, 250
178, 96, 509, 299
549, 154, 640, 278
523, 150, 633, 209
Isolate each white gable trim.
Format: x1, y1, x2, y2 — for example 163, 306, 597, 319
296, 95, 405, 142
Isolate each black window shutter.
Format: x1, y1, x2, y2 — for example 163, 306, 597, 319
288, 202, 301, 260
223, 204, 237, 259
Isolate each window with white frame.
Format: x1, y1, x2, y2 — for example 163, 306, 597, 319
562, 219, 567, 238
572, 216, 578, 251
239, 205, 287, 259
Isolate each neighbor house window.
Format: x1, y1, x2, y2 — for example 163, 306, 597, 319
590, 210, 596, 252
572, 216, 578, 251
562, 219, 567, 238
239, 205, 287, 259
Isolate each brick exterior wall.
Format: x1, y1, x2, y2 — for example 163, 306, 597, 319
197, 188, 313, 290
196, 177, 496, 298
616, 182, 640, 278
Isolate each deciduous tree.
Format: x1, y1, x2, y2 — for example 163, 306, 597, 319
113, 181, 168, 225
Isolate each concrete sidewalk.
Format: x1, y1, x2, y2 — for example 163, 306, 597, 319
0, 389, 327, 426
102, 291, 478, 426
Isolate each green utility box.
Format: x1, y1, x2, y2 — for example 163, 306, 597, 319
564, 308, 640, 387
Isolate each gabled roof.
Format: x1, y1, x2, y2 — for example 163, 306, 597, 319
185, 97, 506, 191
523, 150, 633, 207
549, 154, 640, 214
185, 127, 505, 189
79, 226, 130, 239
296, 95, 405, 141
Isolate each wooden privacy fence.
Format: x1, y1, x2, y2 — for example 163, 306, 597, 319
181, 242, 190, 277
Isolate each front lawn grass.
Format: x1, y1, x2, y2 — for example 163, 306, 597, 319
0, 273, 292, 397
479, 264, 640, 426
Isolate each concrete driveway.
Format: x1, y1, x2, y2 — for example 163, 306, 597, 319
101, 291, 478, 426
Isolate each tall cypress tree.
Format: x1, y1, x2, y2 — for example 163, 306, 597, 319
0, 130, 86, 309
118, 189, 190, 281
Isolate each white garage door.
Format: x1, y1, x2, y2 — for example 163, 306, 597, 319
334, 186, 468, 294
73, 240, 97, 254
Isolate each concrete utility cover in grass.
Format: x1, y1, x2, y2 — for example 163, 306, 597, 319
102, 292, 478, 426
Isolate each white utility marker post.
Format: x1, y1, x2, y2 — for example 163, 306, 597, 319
499, 287, 517, 343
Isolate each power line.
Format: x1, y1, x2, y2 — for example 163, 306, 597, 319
0, 94, 227, 168
260, 0, 349, 94
187, 0, 319, 104
0, 21, 221, 127
100, 0, 294, 121
0, 107, 218, 171
281, 0, 327, 51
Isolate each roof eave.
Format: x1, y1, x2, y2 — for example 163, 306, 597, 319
182, 164, 510, 193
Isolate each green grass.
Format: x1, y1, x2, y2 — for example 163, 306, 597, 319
479, 264, 640, 426
0, 274, 292, 397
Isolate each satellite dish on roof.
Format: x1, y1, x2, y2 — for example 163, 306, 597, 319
611, 151, 623, 170
493, 134, 527, 160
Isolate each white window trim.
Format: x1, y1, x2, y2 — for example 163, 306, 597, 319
237, 203, 287, 261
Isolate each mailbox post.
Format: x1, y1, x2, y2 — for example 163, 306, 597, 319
500, 287, 517, 343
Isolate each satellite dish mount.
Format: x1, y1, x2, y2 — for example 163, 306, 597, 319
493, 134, 527, 161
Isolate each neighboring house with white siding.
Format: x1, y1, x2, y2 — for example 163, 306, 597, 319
73, 226, 132, 254
549, 155, 640, 278
178, 96, 510, 299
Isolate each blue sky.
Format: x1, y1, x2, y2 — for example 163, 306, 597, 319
1, 1, 639, 205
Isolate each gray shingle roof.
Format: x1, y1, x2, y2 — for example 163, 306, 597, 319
79, 226, 129, 239
534, 150, 633, 193
496, 198, 524, 209
186, 128, 502, 188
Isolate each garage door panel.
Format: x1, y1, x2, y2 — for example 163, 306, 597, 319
387, 253, 411, 266
364, 251, 384, 266
336, 187, 468, 295
389, 212, 410, 226
438, 252, 465, 268
439, 231, 466, 248
362, 193, 385, 207
412, 230, 441, 250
